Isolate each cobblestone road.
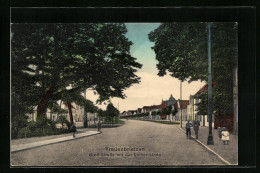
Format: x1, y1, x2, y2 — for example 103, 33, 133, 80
11, 120, 224, 166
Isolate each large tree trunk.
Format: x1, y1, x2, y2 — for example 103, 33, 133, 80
67, 103, 74, 125
37, 87, 54, 118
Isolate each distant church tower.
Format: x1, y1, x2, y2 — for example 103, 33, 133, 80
161, 94, 177, 107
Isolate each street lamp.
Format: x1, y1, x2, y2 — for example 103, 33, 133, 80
207, 22, 214, 145
180, 80, 182, 128
83, 90, 88, 128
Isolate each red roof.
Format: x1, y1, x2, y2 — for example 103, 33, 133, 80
194, 82, 216, 96
174, 102, 178, 109
180, 100, 189, 109
143, 104, 166, 112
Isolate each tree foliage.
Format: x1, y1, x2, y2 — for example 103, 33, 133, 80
151, 111, 157, 116
149, 22, 237, 114
97, 109, 105, 118
56, 115, 70, 130
11, 23, 142, 121
106, 103, 120, 124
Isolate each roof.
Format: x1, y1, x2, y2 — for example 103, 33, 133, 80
173, 102, 178, 110
179, 100, 190, 109
128, 110, 137, 112
169, 94, 175, 100
143, 104, 166, 112
162, 94, 176, 106
194, 82, 216, 96
137, 108, 142, 113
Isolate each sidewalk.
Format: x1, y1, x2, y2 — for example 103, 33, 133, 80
11, 129, 100, 153
180, 121, 238, 165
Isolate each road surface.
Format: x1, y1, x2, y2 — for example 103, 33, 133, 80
11, 120, 224, 166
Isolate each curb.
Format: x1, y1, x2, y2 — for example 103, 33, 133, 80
178, 127, 231, 165
11, 131, 101, 153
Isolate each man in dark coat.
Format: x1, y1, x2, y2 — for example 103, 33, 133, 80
71, 124, 77, 138
185, 120, 193, 139
193, 119, 200, 139
97, 121, 102, 132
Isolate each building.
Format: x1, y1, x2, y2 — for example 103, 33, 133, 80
187, 96, 195, 121
26, 101, 98, 127
186, 82, 216, 127
162, 94, 177, 107
161, 94, 178, 120
121, 94, 177, 120
174, 100, 190, 121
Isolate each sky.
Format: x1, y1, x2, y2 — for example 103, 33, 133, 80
86, 23, 206, 112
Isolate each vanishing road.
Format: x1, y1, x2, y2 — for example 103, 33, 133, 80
11, 120, 224, 166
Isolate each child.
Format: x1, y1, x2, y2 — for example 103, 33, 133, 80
221, 127, 230, 145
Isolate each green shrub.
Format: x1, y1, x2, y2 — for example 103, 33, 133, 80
13, 114, 73, 139
17, 127, 31, 138
56, 115, 71, 130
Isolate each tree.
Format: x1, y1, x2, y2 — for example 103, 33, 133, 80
11, 23, 142, 124
56, 115, 70, 130
61, 90, 98, 125
172, 109, 178, 116
149, 22, 237, 114
106, 103, 119, 125
151, 111, 157, 119
97, 109, 106, 122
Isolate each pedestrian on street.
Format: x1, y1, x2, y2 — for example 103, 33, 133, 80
97, 121, 102, 132
221, 127, 230, 145
185, 120, 193, 139
218, 127, 224, 141
193, 119, 200, 139
71, 124, 77, 138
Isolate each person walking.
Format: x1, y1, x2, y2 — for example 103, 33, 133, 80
97, 121, 102, 132
193, 119, 200, 139
185, 120, 193, 139
71, 124, 77, 138
221, 127, 230, 145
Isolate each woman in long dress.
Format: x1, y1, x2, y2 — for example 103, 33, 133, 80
221, 127, 230, 145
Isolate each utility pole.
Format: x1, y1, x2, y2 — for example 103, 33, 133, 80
83, 90, 88, 128
192, 95, 195, 121
117, 102, 119, 123
180, 81, 182, 128
207, 22, 214, 145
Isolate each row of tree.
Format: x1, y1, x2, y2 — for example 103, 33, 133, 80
11, 23, 142, 136
122, 106, 178, 119
151, 107, 178, 117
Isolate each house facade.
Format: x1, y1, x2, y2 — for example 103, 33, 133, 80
26, 101, 98, 127
161, 94, 177, 120
121, 94, 178, 120
184, 82, 217, 127
174, 100, 190, 121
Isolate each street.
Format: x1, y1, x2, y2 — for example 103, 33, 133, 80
11, 120, 224, 166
